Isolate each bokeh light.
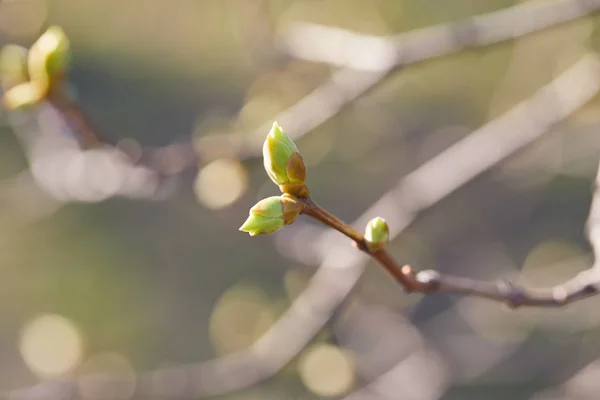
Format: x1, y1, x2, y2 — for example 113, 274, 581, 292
19, 313, 84, 378
209, 284, 277, 355
298, 343, 356, 397
194, 158, 248, 210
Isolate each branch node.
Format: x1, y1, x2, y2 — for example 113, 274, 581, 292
496, 279, 523, 308
415, 269, 440, 287
582, 283, 598, 296
552, 287, 568, 304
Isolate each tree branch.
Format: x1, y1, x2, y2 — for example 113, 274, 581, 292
281, 0, 600, 71
300, 188, 600, 309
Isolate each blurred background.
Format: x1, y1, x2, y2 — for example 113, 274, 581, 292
2, 0, 600, 399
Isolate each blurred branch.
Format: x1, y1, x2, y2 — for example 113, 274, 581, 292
4, 0, 599, 209
2, 100, 167, 206
281, 0, 600, 71
47, 89, 198, 177
57, 0, 600, 170
199, 0, 600, 161
47, 89, 112, 151
7, 50, 600, 400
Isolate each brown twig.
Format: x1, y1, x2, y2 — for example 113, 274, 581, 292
300, 192, 600, 308
300, 197, 365, 245
47, 87, 203, 178
47, 87, 115, 150
300, 197, 417, 289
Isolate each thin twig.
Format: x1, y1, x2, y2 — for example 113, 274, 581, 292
300, 195, 600, 308
300, 197, 365, 245
47, 88, 201, 177
47, 88, 114, 150
300, 197, 416, 288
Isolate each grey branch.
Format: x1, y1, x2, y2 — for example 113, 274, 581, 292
281, 0, 600, 71
411, 140, 600, 308
199, 0, 600, 161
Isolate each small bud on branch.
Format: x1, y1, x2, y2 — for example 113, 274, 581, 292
239, 194, 304, 236
364, 217, 389, 251
262, 122, 309, 197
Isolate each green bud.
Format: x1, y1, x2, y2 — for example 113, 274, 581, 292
27, 26, 70, 86
262, 122, 309, 197
0, 44, 29, 90
239, 194, 304, 236
364, 217, 389, 251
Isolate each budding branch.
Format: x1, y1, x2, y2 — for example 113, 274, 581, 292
297, 194, 600, 309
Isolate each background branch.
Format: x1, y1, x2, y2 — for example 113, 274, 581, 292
281, 0, 600, 71
38, 0, 600, 180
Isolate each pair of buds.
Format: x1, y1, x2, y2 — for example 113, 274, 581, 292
240, 122, 390, 252
239, 122, 308, 235
0, 26, 70, 109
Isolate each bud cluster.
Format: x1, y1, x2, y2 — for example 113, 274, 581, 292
240, 122, 310, 236
1, 26, 70, 109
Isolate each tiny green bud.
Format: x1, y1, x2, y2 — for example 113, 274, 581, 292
364, 217, 389, 251
27, 26, 70, 86
239, 194, 304, 236
0, 44, 29, 90
262, 122, 309, 197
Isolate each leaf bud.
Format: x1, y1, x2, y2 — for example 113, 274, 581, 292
262, 121, 309, 197
27, 26, 70, 87
239, 194, 304, 236
364, 217, 389, 251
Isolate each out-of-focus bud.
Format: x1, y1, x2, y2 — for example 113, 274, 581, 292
27, 26, 70, 86
364, 217, 389, 251
1, 27, 71, 110
0, 45, 29, 90
2, 81, 46, 110
239, 194, 304, 236
262, 122, 309, 197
